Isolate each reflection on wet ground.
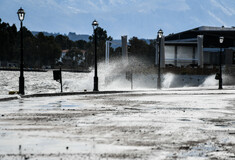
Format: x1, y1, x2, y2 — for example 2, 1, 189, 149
0, 91, 235, 159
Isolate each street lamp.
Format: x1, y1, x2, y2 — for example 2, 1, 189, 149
219, 36, 224, 89
17, 7, 25, 95
157, 29, 163, 89
92, 20, 99, 91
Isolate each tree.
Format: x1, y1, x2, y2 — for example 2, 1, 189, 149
37, 33, 61, 67
89, 27, 113, 62
66, 47, 82, 60
0, 19, 17, 63
109, 47, 119, 61
129, 37, 155, 65
75, 40, 87, 50
63, 47, 83, 68
0, 19, 63, 68
55, 35, 73, 50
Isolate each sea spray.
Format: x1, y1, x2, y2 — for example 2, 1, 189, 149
200, 74, 235, 87
200, 75, 218, 87
1, 61, 234, 95
162, 73, 175, 88
62, 71, 94, 92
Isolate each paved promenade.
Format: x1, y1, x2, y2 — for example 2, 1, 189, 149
0, 87, 235, 159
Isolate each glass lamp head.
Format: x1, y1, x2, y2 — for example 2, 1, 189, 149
219, 36, 224, 44
158, 29, 163, 38
92, 20, 99, 30
17, 7, 25, 22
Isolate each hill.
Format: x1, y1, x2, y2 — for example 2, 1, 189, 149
32, 31, 90, 42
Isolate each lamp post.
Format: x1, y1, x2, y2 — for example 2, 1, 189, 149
157, 29, 163, 89
219, 36, 224, 89
92, 20, 99, 91
17, 7, 25, 95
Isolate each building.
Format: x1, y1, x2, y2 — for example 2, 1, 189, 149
59, 49, 69, 61
156, 26, 235, 70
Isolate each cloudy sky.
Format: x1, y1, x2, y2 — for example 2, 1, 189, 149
0, 0, 234, 39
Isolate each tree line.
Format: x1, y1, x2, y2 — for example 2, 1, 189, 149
0, 18, 156, 69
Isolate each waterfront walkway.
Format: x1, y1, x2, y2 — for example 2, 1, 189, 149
0, 87, 235, 159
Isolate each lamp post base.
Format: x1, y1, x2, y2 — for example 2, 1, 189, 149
93, 77, 99, 91
19, 76, 25, 95
219, 79, 223, 89
157, 77, 161, 89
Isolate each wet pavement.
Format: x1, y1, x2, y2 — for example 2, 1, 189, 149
0, 88, 235, 159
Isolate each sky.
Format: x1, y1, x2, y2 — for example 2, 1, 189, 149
0, 0, 235, 39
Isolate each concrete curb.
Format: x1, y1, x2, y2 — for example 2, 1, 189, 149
0, 91, 132, 101
21, 91, 131, 98
0, 96, 19, 102
0, 88, 235, 101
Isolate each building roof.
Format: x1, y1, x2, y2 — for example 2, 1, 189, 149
61, 49, 69, 53
165, 26, 235, 48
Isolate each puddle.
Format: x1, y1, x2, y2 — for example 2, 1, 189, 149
215, 124, 229, 128
62, 105, 80, 108
36, 100, 83, 110
0, 133, 148, 157
178, 142, 220, 158
178, 119, 191, 122
156, 107, 205, 111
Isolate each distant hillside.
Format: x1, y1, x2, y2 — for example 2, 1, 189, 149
31, 31, 61, 37
31, 31, 152, 47
32, 31, 90, 42
68, 32, 90, 42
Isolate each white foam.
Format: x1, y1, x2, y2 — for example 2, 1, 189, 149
200, 75, 218, 87
162, 73, 175, 88
0, 61, 234, 96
